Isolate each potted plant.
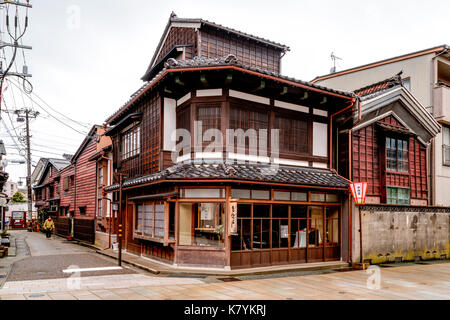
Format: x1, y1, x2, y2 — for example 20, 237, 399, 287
216, 224, 224, 243
1, 229, 9, 239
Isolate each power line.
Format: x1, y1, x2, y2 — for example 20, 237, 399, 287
7, 79, 89, 136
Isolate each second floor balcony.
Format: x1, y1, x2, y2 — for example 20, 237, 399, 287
434, 83, 450, 123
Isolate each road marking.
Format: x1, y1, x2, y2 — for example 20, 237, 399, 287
63, 267, 123, 273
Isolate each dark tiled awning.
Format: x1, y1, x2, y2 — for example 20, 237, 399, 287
105, 161, 350, 192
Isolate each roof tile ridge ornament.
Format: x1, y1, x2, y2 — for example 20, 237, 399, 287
224, 54, 238, 65
222, 163, 237, 177
164, 57, 179, 69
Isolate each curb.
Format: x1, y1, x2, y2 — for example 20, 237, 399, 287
95, 250, 160, 275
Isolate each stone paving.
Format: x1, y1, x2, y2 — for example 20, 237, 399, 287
0, 262, 450, 300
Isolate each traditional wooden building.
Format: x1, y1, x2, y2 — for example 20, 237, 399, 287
33, 158, 71, 221
88, 128, 114, 248
103, 14, 359, 269
340, 74, 440, 205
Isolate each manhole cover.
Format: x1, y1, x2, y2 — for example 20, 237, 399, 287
218, 277, 241, 282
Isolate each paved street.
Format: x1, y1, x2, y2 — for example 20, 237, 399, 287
0, 230, 450, 300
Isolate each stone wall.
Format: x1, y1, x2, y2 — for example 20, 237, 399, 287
353, 205, 450, 264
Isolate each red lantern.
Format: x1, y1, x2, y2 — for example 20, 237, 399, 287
349, 182, 368, 205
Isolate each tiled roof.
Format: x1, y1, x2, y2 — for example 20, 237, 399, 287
104, 161, 350, 192
48, 158, 71, 171
106, 55, 355, 124
355, 72, 403, 98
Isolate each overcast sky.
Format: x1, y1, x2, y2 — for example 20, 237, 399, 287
1, 0, 449, 184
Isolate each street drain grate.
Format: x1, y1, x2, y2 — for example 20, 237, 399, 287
29, 294, 45, 298
167, 274, 207, 279
379, 264, 395, 268
218, 277, 242, 282
0, 275, 6, 278
334, 268, 355, 272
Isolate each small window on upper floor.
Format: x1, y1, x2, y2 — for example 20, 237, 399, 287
443, 125, 450, 166
121, 125, 141, 161
386, 137, 409, 173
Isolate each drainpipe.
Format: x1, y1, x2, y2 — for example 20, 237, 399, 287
103, 197, 113, 250
430, 46, 448, 206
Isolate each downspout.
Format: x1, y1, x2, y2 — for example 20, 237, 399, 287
71, 163, 76, 238
100, 152, 113, 250
329, 97, 357, 169
430, 46, 448, 206
347, 98, 362, 264
329, 97, 358, 264
103, 197, 113, 250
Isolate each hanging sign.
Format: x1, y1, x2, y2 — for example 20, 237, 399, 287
228, 201, 238, 235
349, 182, 369, 205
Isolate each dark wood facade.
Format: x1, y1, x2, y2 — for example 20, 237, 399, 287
351, 115, 428, 205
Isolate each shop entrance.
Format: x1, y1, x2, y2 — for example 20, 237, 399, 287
231, 203, 341, 269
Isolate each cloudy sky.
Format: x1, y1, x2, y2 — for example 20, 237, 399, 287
1, 0, 449, 183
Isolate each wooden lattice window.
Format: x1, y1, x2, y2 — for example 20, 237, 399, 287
197, 104, 221, 147
121, 125, 141, 160
274, 115, 309, 154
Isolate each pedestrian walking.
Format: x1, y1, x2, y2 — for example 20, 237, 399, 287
43, 217, 55, 239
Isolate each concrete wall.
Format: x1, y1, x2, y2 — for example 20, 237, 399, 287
352, 205, 450, 264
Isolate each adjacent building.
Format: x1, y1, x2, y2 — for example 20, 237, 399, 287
312, 45, 450, 206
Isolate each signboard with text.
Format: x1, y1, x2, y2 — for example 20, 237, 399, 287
228, 201, 238, 235
349, 182, 368, 205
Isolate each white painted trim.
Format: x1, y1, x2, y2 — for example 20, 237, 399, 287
229, 90, 270, 105
177, 154, 192, 163
177, 92, 191, 106
313, 162, 328, 169
274, 100, 309, 113
313, 109, 328, 117
195, 152, 223, 159
313, 122, 329, 157
196, 89, 223, 97
274, 158, 309, 167
163, 98, 177, 152
228, 153, 270, 163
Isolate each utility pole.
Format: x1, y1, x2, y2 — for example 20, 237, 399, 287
114, 172, 127, 267
15, 108, 38, 224
0, 1, 32, 113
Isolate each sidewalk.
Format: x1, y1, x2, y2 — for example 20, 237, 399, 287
94, 247, 349, 277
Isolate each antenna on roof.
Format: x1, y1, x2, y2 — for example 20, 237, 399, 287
330, 52, 343, 74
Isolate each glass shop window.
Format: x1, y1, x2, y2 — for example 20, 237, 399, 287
134, 202, 166, 240
179, 203, 225, 247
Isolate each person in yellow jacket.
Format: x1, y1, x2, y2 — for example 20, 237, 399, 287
43, 217, 55, 239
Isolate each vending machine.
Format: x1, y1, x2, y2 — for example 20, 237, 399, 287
11, 211, 26, 229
